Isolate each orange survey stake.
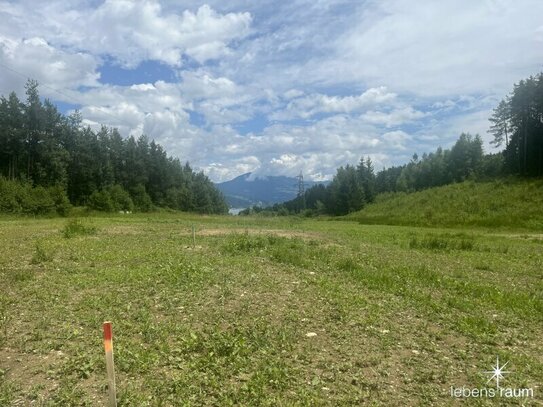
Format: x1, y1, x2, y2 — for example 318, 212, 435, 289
103, 321, 117, 406
103, 321, 113, 352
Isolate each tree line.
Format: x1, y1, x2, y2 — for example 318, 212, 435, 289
243, 72, 542, 217
0, 80, 228, 215
489, 72, 543, 176
245, 133, 493, 216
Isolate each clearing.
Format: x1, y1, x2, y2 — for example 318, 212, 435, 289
0, 214, 542, 405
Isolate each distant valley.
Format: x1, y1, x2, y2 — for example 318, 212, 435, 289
215, 173, 327, 208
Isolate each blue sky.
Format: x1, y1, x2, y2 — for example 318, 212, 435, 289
1, 0, 542, 181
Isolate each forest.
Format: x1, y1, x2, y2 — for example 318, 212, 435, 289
1, 72, 541, 218
0, 80, 228, 215
245, 72, 543, 216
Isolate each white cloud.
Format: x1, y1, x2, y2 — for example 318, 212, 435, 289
382, 130, 411, 150
0, 1, 251, 68
272, 87, 397, 120
0, 35, 99, 96
0, 0, 540, 184
361, 107, 427, 127
203, 156, 261, 181
75, 81, 191, 113
202, 114, 410, 181
179, 71, 239, 101
84, 2, 251, 66
72, 81, 193, 144
283, 89, 304, 99
431, 100, 457, 111
311, 0, 543, 96
178, 70, 261, 124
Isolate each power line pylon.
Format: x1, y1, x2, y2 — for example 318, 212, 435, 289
296, 171, 305, 211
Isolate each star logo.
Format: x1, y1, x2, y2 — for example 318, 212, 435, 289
483, 356, 511, 388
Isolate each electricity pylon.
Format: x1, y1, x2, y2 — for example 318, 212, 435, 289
296, 171, 305, 211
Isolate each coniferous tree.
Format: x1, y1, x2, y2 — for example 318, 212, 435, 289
489, 99, 511, 148
326, 165, 365, 215
0, 81, 228, 214
497, 73, 543, 176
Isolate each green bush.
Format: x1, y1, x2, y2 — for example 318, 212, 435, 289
27, 186, 56, 214
0, 177, 23, 212
62, 219, 97, 238
131, 184, 154, 212
88, 190, 114, 212
0, 177, 71, 215
107, 185, 134, 212
48, 185, 72, 216
87, 185, 134, 212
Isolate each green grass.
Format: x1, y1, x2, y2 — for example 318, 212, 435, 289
0, 213, 542, 405
62, 218, 98, 238
350, 178, 543, 230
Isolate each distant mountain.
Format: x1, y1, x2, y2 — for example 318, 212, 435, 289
215, 173, 326, 208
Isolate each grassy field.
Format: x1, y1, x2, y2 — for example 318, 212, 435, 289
0, 213, 542, 405
351, 178, 543, 230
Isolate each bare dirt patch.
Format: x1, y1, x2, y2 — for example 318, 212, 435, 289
0, 347, 61, 404
194, 227, 325, 240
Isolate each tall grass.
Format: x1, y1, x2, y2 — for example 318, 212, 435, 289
62, 219, 97, 238
350, 178, 543, 230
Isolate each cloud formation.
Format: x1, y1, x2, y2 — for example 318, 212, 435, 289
0, 0, 541, 182
0, 1, 251, 67
272, 87, 397, 120
0, 36, 99, 95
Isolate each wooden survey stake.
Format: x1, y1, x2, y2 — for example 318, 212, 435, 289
103, 321, 117, 407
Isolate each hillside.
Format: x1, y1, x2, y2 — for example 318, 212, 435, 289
216, 173, 325, 208
350, 178, 543, 230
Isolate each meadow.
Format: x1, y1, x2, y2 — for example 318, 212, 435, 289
350, 178, 543, 230
0, 213, 542, 405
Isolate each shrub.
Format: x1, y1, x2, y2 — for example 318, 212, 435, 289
108, 185, 134, 212
27, 186, 56, 214
0, 177, 23, 213
48, 185, 72, 216
277, 207, 290, 216
131, 184, 154, 212
0, 177, 70, 215
62, 219, 97, 238
88, 190, 114, 212
87, 185, 134, 212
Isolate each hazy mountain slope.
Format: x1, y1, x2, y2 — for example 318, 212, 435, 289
215, 173, 325, 207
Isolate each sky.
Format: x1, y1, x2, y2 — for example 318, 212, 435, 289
0, 0, 542, 182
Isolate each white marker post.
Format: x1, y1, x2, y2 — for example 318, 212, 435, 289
103, 321, 117, 407
192, 224, 196, 247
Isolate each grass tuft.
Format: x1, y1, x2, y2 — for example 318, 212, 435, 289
31, 241, 54, 264
0, 296, 11, 345
409, 235, 476, 251
62, 218, 97, 238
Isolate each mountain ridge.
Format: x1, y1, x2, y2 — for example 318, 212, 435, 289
215, 172, 327, 208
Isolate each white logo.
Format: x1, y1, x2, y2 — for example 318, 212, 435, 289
483, 356, 511, 388
449, 356, 535, 399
